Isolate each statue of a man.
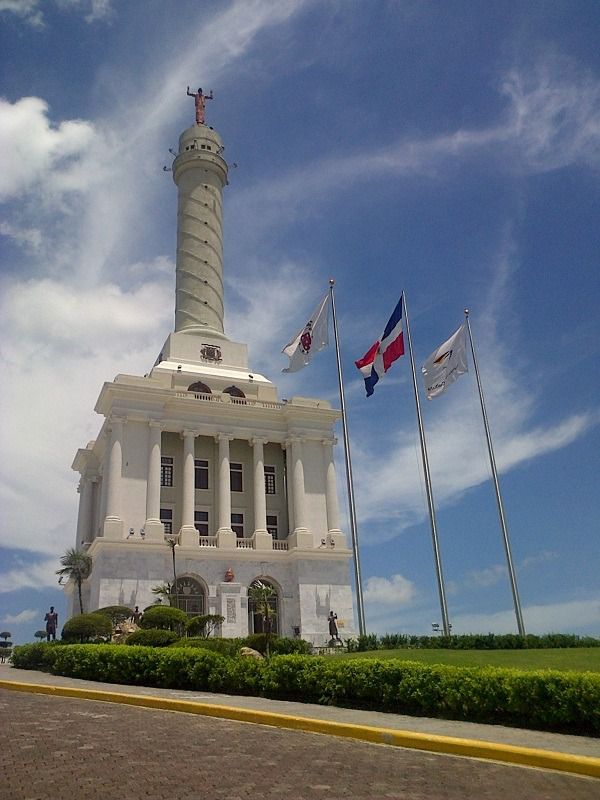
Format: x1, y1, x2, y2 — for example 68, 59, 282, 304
187, 86, 213, 126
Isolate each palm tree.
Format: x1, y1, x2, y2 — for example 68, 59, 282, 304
56, 548, 93, 614
248, 580, 277, 656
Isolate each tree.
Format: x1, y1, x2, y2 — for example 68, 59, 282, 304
62, 613, 112, 643
185, 614, 225, 639
151, 583, 175, 606
248, 581, 277, 656
34, 630, 47, 641
56, 548, 93, 614
0, 632, 11, 642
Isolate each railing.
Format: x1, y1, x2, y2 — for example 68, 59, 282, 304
236, 538, 254, 549
173, 391, 285, 411
198, 536, 217, 548
272, 540, 289, 551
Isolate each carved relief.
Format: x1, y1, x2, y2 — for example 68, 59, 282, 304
226, 597, 236, 624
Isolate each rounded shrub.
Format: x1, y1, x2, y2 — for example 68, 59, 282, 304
139, 606, 187, 632
126, 628, 179, 647
62, 613, 113, 643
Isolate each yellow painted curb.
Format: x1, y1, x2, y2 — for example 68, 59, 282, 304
1, 678, 599, 779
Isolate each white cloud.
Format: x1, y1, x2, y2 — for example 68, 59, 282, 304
0, 558, 58, 593
0, 97, 95, 202
0, 0, 43, 27
0, 274, 172, 554
0, 220, 42, 251
451, 598, 600, 635
364, 574, 417, 606
2, 608, 39, 624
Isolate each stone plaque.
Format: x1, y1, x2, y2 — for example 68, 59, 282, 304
226, 597, 236, 624
200, 344, 222, 362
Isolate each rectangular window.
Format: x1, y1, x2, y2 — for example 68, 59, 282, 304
266, 514, 278, 539
231, 513, 244, 538
194, 510, 209, 535
264, 465, 276, 495
160, 508, 173, 535
161, 456, 173, 487
194, 459, 209, 490
230, 462, 243, 492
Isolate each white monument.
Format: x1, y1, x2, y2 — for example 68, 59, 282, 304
68, 93, 357, 644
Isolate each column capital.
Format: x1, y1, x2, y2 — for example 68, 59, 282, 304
215, 432, 234, 443
286, 435, 304, 446
107, 414, 127, 427
321, 437, 337, 447
250, 436, 268, 447
181, 429, 199, 439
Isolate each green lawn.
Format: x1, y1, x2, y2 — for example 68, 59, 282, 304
337, 647, 600, 672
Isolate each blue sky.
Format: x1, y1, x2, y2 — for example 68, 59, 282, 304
1, 0, 599, 644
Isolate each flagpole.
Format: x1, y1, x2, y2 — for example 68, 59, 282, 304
329, 279, 366, 636
464, 309, 526, 636
403, 291, 451, 637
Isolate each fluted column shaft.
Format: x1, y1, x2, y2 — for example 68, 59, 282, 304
291, 437, 307, 533
252, 438, 267, 535
217, 434, 232, 532
146, 423, 162, 523
105, 418, 124, 521
76, 477, 94, 545
323, 440, 342, 533
182, 431, 196, 528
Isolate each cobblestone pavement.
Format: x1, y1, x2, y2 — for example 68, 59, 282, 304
1, 690, 598, 800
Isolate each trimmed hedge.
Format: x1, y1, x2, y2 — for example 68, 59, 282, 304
348, 632, 600, 652
11, 643, 600, 736
126, 629, 179, 647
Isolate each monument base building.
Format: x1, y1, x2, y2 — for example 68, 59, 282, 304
68, 101, 357, 644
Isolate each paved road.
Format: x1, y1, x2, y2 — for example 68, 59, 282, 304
1, 690, 598, 800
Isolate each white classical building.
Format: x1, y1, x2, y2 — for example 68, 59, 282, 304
68, 108, 356, 644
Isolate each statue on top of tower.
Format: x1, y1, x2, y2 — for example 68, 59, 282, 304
187, 86, 213, 126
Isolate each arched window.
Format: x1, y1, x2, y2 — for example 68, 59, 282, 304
223, 385, 245, 399
247, 579, 279, 635
188, 381, 212, 394
173, 577, 206, 617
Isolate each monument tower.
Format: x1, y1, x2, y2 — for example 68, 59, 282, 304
69, 91, 356, 643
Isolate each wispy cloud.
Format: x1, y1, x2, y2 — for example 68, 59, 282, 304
2, 608, 39, 624
0, 0, 44, 28
0, 558, 58, 593
451, 597, 600, 636
364, 574, 417, 606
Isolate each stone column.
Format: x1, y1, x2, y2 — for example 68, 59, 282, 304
144, 421, 164, 542
216, 433, 235, 548
289, 437, 312, 548
323, 439, 342, 535
75, 476, 94, 546
252, 437, 272, 550
103, 417, 124, 539
283, 441, 294, 536
179, 430, 199, 546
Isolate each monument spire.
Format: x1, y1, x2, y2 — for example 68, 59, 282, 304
171, 87, 228, 339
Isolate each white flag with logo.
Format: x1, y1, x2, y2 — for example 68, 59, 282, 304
422, 323, 468, 399
282, 293, 330, 373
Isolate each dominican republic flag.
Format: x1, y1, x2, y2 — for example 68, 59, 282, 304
355, 296, 405, 396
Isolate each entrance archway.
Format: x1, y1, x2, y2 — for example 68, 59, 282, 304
173, 576, 206, 618
247, 579, 279, 635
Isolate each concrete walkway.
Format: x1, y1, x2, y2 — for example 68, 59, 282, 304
1, 663, 598, 780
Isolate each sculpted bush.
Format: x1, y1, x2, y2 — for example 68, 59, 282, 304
61, 613, 112, 643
